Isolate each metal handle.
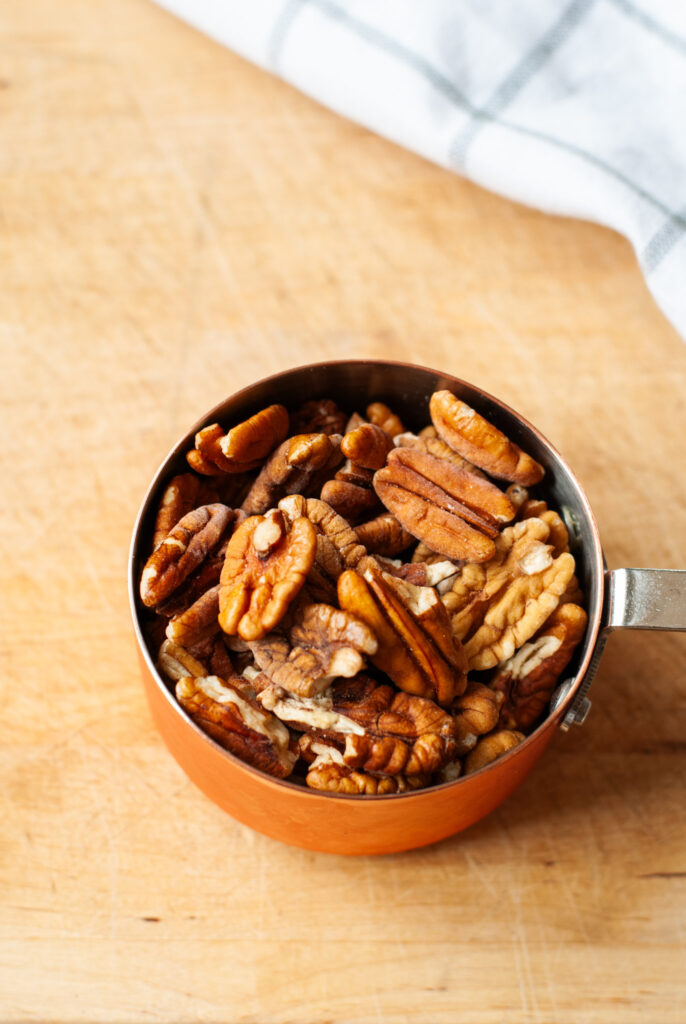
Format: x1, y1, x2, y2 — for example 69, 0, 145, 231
604, 568, 686, 632
557, 568, 686, 730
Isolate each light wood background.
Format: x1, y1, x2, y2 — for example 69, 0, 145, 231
2, 2, 685, 1021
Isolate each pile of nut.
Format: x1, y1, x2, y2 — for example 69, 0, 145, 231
139, 391, 587, 795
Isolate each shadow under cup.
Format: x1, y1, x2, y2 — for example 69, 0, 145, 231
129, 360, 605, 855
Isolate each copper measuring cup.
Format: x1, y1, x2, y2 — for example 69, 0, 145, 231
128, 360, 686, 854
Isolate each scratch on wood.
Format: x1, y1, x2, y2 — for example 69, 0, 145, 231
638, 872, 686, 879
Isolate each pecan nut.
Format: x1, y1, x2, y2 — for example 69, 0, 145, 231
176, 674, 296, 778
394, 430, 486, 478
299, 737, 429, 794
280, 493, 370, 589
165, 584, 221, 649
355, 513, 413, 557
155, 559, 222, 619
451, 682, 504, 756
157, 638, 208, 682
257, 674, 384, 736
187, 404, 289, 476
338, 565, 467, 706
241, 433, 342, 515
491, 602, 587, 729
463, 551, 576, 670
341, 423, 393, 470
366, 402, 405, 438
430, 391, 545, 485
291, 398, 347, 436
521, 502, 570, 556
186, 448, 229, 476
442, 517, 554, 641
342, 689, 457, 775
193, 424, 261, 475
320, 476, 380, 523
374, 447, 516, 563
463, 729, 525, 774
249, 600, 378, 698
140, 503, 233, 608
219, 510, 316, 641
152, 473, 218, 551
155, 518, 245, 618
279, 678, 457, 775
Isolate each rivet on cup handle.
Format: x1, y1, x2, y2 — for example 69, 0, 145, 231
556, 568, 686, 731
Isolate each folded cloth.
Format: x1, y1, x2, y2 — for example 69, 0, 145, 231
155, 0, 686, 339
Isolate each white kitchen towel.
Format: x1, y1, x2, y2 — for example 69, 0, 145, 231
155, 0, 686, 339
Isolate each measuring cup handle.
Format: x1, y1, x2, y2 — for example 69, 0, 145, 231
604, 568, 686, 632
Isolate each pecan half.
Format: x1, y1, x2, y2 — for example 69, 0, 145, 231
463, 730, 525, 774
463, 551, 576, 670
355, 513, 413, 557
341, 423, 393, 470
320, 476, 380, 523
338, 565, 467, 706
219, 510, 316, 641
374, 447, 516, 562
491, 602, 588, 729
155, 550, 224, 618
194, 424, 261, 475
386, 559, 460, 593
442, 517, 554, 641
430, 391, 545, 486
520, 501, 570, 556
366, 402, 405, 438
300, 737, 429, 794
291, 398, 347, 436
394, 431, 486, 478
249, 600, 378, 698
186, 449, 228, 476
176, 674, 296, 778
152, 474, 218, 551
165, 584, 221, 649
451, 682, 504, 756
241, 433, 342, 515
155, 512, 247, 618
279, 494, 368, 588
189, 404, 289, 476
257, 675, 383, 736
391, 448, 515, 530
157, 638, 208, 682
140, 503, 233, 608
343, 689, 457, 775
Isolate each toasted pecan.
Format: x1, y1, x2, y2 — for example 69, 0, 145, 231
491, 602, 587, 729
140, 504, 233, 608
176, 674, 296, 778
219, 510, 316, 641
430, 391, 544, 485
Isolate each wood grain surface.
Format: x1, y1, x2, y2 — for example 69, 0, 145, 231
2, 2, 685, 1021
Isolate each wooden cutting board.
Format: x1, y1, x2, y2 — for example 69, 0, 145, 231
1, 1, 685, 1021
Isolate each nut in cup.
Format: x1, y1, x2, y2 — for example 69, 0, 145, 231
129, 361, 686, 854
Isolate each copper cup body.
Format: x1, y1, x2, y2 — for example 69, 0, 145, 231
129, 361, 604, 855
